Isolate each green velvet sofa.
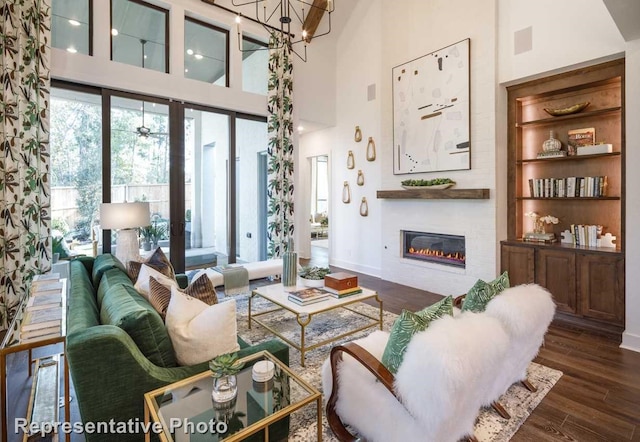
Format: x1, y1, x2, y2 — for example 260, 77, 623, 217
66, 254, 289, 442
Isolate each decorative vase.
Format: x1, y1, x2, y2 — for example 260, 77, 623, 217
542, 130, 562, 152
212, 374, 238, 403
342, 181, 351, 204
347, 150, 355, 169
533, 219, 546, 234
282, 240, 297, 287
357, 170, 364, 186
366, 137, 376, 161
354, 126, 362, 142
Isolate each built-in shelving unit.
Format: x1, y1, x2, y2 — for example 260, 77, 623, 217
376, 188, 490, 200
502, 59, 625, 336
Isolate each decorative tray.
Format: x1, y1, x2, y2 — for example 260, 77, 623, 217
543, 101, 590, 117
402, 183, 455, 190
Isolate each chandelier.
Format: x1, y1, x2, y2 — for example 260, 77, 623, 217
203, 0, 334, 62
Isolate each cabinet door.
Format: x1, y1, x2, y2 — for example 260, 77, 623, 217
501, 245, 534, 286
577, 254, 625, 325
536, 249, 577, 314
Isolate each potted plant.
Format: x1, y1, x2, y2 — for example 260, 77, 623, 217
209, 353, 244, 403
299, 266, 331, 288
139, 226, 153, 251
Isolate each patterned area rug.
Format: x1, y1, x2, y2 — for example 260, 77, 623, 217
230, 292, 562, 441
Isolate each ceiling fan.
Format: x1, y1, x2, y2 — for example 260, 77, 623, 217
135, 39, 167, 138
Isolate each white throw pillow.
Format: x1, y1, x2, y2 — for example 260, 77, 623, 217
134, 264, 178, 300
165, 288, 240, 366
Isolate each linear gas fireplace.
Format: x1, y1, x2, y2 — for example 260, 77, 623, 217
402, 230, 466, 268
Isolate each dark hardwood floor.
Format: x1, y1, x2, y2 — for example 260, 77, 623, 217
4, 243, 638, 441
304, 243, 640, 441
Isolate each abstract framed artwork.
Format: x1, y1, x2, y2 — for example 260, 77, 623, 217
393, 38, 470, 174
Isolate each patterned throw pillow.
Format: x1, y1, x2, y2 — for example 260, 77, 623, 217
128, 247, 175, 283
381, 295, 453, 374
461, 271, 510, 313
149, 273, 218, 319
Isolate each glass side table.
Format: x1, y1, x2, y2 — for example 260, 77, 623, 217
144, 350, 322, 442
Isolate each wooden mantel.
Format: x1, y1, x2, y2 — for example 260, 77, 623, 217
376, 188, 490, 200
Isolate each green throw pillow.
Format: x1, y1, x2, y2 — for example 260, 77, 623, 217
461, 271, 510, 313
381, 295, 453, 374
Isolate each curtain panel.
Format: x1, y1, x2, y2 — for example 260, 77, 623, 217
266, 33, 294, 258
0, 0, 51, 331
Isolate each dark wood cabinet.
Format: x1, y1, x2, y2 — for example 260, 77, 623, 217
504, 59, 625, 336
536, 249, 577, 314
578, 254, 625, 325
501, 245, 534, 286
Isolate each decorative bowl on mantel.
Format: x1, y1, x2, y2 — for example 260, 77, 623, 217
400, 178, 456, 190
543, 101, 590, 117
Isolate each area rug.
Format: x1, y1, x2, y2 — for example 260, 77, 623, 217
229, 292, 562, 441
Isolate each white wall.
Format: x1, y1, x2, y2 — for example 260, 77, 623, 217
498, 0, 625, 84
622, 38, 640, 352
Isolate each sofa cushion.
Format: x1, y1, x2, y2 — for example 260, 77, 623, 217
462, 271, 510, 313
92, 254, 126, 288
134, 264, 178, 300
381, 296, 453, 373
97, 267, 135, 306
100, 283, 177, 368
68, 259, 101, 334
166, 289, 240, 366
128, 247, 175, 283
149, 273, 218, 319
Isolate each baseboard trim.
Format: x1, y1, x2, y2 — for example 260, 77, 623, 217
329, 258, 380, 278
621, 332, 640, 353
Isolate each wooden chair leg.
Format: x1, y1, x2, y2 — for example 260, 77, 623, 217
491, 401, 511, 419
521, 378, 537, 392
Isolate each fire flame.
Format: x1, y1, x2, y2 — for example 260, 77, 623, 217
408, 247, 465, 261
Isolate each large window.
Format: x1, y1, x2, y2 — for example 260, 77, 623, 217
50, 87, 102, 255
184, 17, 228, 86
52, 0, 91, 55
111, 0, 168, 73
242, 36, 269, 95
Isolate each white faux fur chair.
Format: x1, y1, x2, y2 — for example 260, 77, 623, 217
481, 284, 556, 418
322, 312, 511, 442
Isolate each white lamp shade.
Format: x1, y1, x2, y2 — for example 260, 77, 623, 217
100, 202, 150, 230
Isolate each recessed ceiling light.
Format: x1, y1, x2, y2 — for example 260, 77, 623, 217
111, 28, 119, 36
68, 19, 81, 26
184, 68, 189, 73
187, 49, 194, 55
66, 47, 78, 54
194, 54, 203, 60
144, 55, 147, 59
298, 126, 304, 132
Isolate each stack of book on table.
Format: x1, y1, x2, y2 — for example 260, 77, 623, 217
324, 272, 361, 298
21, 274, 64, 343
287, 288, 331, 306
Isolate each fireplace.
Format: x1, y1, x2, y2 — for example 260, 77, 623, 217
402, 230, 466, 268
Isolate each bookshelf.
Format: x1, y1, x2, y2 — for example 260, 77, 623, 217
502, 59, 625, 335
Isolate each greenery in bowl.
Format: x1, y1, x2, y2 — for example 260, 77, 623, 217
400, 178, 455, 187
299, 266, 331, 280
209, 353, 244, 378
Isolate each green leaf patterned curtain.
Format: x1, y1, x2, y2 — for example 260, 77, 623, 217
267, 33, 294, 258
0, 0, 51, 331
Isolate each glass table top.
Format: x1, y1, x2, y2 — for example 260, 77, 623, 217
146, 351, 319, 442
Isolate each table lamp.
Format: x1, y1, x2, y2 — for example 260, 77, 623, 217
100, 202, 150, 265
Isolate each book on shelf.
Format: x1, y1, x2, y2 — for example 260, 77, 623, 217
287, 288, 331, 305
577, 143, 613, 156
536, 151, 567, 159
323, 286, 363, 298
567, 127, 595, 155
529, 176, 607, 198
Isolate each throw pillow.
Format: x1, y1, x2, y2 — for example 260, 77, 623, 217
128, 247, 175, 283
165, 288, 240, 366
134, 264, 178, 300
462, 271, 511, 313
381, 295, 453, 374
149, 273, 218, 319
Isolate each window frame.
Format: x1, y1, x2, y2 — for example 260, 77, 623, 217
51, 0, 94, 56
109, 0, 170, 74
184, 15, 230, 87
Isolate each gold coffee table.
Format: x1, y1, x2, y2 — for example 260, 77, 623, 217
249, 284, 383, 366
144, 350, 321, 441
